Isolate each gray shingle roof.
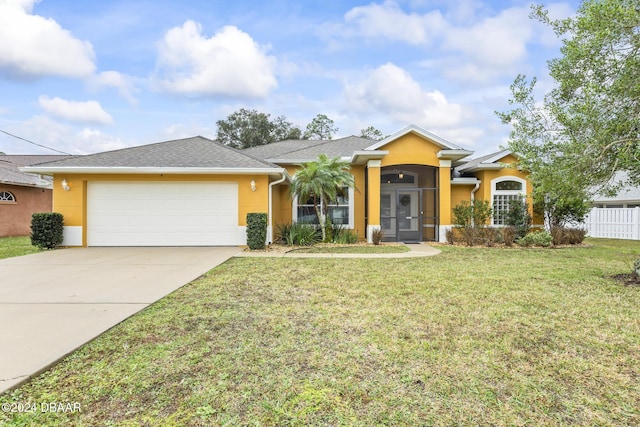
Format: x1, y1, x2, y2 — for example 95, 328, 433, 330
455, 150, 511, 173
0, 155, 71, 187
244, 136, 375, 163
28, 136, 281, 170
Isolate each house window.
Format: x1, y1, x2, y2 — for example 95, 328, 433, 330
294, 187, 353, 227
0, 191, 16, 202
491, 178, 526, 226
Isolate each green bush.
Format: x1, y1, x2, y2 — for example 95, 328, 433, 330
278, 222, 321, 246
505, 198, 531, 239
333, 227, 358, 244
453, 200, 492, 246
31, 212, 64, 249
518, 230, 553, 247
246, 213, 267, 250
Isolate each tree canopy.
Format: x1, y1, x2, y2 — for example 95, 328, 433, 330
360, 126, 385, 141
215, 109, 301, 149
303, 114, 338, 140
497, 0, 639, 224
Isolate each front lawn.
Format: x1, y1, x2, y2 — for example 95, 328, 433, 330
0, 236, 41, 260
1, 239, 639, 425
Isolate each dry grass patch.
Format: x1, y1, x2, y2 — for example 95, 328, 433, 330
1, 238, 639, 426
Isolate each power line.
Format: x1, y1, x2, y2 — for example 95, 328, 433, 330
0, 129, 71, 155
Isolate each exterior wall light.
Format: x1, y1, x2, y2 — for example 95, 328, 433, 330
61, 179, 70, 191
250, 180, 256, 192
398, 173, 404, 179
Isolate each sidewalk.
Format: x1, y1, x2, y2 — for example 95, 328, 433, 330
235, 243, 441, 258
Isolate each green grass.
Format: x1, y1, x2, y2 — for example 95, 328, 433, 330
0, 236, 42, 260
1, 238, 639, 426
292, 244, 411, 254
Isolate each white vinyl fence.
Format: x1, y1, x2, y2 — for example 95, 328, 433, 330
583, 207, 640, 240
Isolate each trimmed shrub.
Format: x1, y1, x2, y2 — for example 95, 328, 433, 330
246, 213, 267, 250
518, 230, 553, 247
453, 200, 493, 246
445, 228, 455, 245
502, 226, 516, 247
551, 226, 587, 245
371, 228, 384, 245
31, 212, 64, 249
482, 227, 498, 247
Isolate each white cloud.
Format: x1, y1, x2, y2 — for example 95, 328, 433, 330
87, 71, 138, 105
154, 21, 277, 98
0, 0, 95, 79
443, 7, 533, 67
343, 1, 445, 45
344, 63, 463, 128
76, 128, 127, 153
38, 96, 113, 125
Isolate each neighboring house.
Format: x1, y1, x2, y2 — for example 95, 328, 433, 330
0, 155, 71, 237
22, 125, 532, 246
590, 172, 640, 208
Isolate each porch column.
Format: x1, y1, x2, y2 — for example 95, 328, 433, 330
366, 160, 381, 243
438, 160, 452, 242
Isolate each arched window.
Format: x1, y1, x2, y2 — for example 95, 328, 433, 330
491, 177, 526, 225
0, 191, 16, 202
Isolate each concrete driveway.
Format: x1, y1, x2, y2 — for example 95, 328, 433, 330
0, 246, 239, 394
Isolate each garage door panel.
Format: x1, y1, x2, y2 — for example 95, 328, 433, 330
87, 182, 239, 246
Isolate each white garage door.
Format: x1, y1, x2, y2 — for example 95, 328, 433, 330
87, 182, 238, 246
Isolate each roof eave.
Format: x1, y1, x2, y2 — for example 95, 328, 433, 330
20, 166, 286, 176
451, 177, 481, 185
350, 150, 389, 165
437, 149, 474, 161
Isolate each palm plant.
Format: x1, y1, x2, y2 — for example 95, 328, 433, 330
289, 154, 355, 242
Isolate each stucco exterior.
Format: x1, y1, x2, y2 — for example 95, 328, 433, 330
24, 126, 535, 246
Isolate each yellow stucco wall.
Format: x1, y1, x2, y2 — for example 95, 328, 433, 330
275, 164, 367, 240
379, 133, 441, 167
53, 174, 271, 245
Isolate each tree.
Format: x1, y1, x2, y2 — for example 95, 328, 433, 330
360, 126, 385, 141
303, 114, 338, 140
216, 109, 301, 149
497, 1, 640, 219
289, 154, 355, 241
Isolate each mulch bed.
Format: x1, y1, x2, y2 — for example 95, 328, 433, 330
611, 273, 640, 287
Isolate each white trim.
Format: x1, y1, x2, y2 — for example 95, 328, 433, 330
62, 226, 83, 246
437, 149, 474, 161
438, 225, 451, 243
21, 166, 285, 175
439, 159, 452, 168
451, 178, 481, 185
367, 225, 381, 243
490, 176, 527, 226
268, 172, 288, 243
365, 124, 464, 151
292, 186, 355, 229
351, 151, 388, 165
367, 159, 382, 168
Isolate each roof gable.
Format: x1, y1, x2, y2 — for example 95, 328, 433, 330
366, 125, 464, 151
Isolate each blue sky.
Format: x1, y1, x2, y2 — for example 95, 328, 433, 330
0, 0, 580, 156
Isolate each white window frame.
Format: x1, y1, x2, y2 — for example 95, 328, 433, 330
292, 186, 355, 229
491, 177, 527, 226
0, 191, 16, 203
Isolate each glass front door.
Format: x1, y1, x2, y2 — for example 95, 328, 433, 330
380, 189, 422, 242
